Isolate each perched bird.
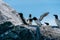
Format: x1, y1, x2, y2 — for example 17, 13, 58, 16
27, 14, 33, 25
39, 12, 49, 21
18, 13, 28, 25
33, 17, 42, 26
53, 14, 60, 28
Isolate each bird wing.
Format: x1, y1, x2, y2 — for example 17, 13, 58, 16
39, 12, 49, 21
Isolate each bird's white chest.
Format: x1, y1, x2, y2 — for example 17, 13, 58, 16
55, 19, 60, 27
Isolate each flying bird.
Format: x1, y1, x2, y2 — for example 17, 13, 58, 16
33, 12, 49, 26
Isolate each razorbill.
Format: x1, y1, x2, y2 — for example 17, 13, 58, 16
18, 13, 28, 25
54, 14, 60, 28
33, 17, 42, 26
27, 14, 33, 25
39, 12, 49, 21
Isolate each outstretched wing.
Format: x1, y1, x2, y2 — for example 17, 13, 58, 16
39, 12, 49, 21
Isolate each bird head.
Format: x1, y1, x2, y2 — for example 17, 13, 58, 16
18, 13, 23, 17
53, 14, 58, 19
54, 14, 57, 16
29, 14, 32, 17
33, 17, 37, 20
45, 22, 49, 25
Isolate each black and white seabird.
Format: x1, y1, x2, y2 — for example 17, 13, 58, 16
27, 14, 33, 25
33, 17, 42, 26
18, 13, 28, 25
54, 14, 60, 28
33, 12, 49, 26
